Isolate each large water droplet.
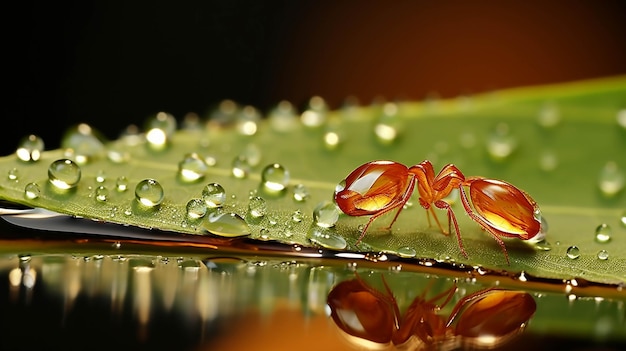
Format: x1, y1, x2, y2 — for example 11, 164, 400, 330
301, 96, 328, 127
236, 105, 261, 136
396, 246, 417, 258
61, 124, 106, 164
231, 155, 250, 179
16, 134, 44, 162
374, 102, 401, 144
48, 159, 82, 189
24, 183, 41, 199
262, 163, 290, 192
597, 250, 609, 260
307, 226, 347, 250
293, 184, 309, 202
135, 179, 164, 207
313, 201, 339, 228
595, 223, 612, 243
202, 183, 226, 208
95, 186, 109, 202
186, 198, 207, 219
269, 100, 298, 132
597, 161, 624, 197
487, 123, 517, 161
203, 212, 250, 237
145, 112, 177, 150
566, 246, 580, 259
178, 153, 208, 182
538, 103, 560, 128
248, 196, 267, 218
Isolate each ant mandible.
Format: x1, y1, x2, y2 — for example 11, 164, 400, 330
334, 160, 543, 263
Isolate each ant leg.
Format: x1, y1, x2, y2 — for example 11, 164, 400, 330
434, 199, 467, 258
355, 201, 404, 244
428, 206, 448, 235
386, 175, 417, 229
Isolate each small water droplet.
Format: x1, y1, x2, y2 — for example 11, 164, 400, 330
236, 105, 261, 136
8, 168, 19, 180
307, 226, 347, 250
186, 198, 207, 219
95, 186, 109, 202
231, 155, 250, 179
145, 112, 177, 150
202, 183, 226, 208
116, 176, 129, 192
566, 246, 580, 259
534, 239, 552, 251
292, 210, 304, 223
595, 223, 612, 243
262, 163, 290, 192
539, 150, 558, 171
323, 118, 344, 150
597, 249, 609, 260
269, 100, 298, 132
16, 134, 44, 162
61, 123, 105, 164
24, 183, 41, 199
95, 170, 106, 183
597, 161, 624, 197
106, 145, 130, 163
242, 143, 262, 167
135, 179, 164, 207
301, 96, 328, 127
248, 196, 267, 218
203, 212, 250, 237
621, 210, 626, 228
616, 109, 626, 129
293, 184, 309, 202
48, 159, 82, 189
178, 153, 208, 182
487, 123, 517, 161
259, 228, 270, 240
313, 201, 339, 228
538, 103, 560, 128
397, 246, 417, 258
374, 102, 401, 144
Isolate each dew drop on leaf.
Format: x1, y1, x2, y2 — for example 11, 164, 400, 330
396, 246, 417, 258
242, 143, 262, 167
537, 103, 560, 128
268, 100, 298, 132
48, 159, 82, 190
186, 198, 207, 219
178, 153, 208, 182
374, 102, 401, 144
539, 150, 558, 172
566, 246, 580, 259
24, 183, 41, 200
597, 249, 609, 260
617, 109, 626, 130
116, 176, 129, 192
292, 210, 304, 223
621, 210, 626, 228
16, 134, 44, 162
95, 170, 106, 183
145, 112, 177, 150
203, 212, 250, 237
7, 168, 18, 180
301, 96, 328, 127
307, 226, 346, 250
313, 201, 339, 228
293, 184, 309, 202
61, 124, 105, 164
231, 155, 250, 179
236, 105, 261, 136
248, 196, 267, 218
202, 183, 226, 208
597, 161, 624, 197
594, 223, 612, 243
487, 123, 517, 161
95, 186, 109, 202
262, 163, 290, 192
134, 179, 164, 207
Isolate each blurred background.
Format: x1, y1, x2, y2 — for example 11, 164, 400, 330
4, 0, 626, 155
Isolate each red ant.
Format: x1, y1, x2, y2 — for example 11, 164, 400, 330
334, 160, 543, 263
327, 274, 536, 349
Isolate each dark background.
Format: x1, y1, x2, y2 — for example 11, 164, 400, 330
4, 1, 626, 155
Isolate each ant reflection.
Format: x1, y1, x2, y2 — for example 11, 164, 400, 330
327, 274, 536, 350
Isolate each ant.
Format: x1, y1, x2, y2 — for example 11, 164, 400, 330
334, 160, 543, 263
327, 274, 536, 349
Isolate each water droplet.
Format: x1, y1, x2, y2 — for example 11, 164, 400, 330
95, 186, 109, 202
374, 102, 401, 144
178, 153, 208, 182
106, 145, 131, 163
262, 163, 290, 192
248, 196, 267, 218
116, 176, 129, 192
313, 201, 339, 228
621, 210, 626, 228
242, 143, 262, 167
597, 161, 624, 197
48, 159, 82, 189
259, 228, 271, 240
145, 112, 177, 150
566, 246, 580, 259
186, 198, 207, 219
203, 212, 250, 237
397, 246, 417, 258
231, 155, 250, 179
539, 150, 558, 171
487, 123, 517, 161
538, 103, 560, 128
95, 170, 106, 183
307, 226, 347, 250
202, 183, 226, 208
8, 168, 19, 180
293, 184, 309, 202
534, 239, 552, 251
61, 124, 105, 164
24, 183, 41, 199
594, 223, 612, 243
292, 210, 304, 223
236, 105, 261, 136
301, 96, 328, 127
16, 134, 44, 162
269, 100, 298, 132
616, 109, 626, 129
597, 249, 609, 260
134, 179, 164, 207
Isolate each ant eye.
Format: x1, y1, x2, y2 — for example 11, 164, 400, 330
335, 179, 346, 194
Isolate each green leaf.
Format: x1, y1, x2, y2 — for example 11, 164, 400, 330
1, 76, 625, 285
